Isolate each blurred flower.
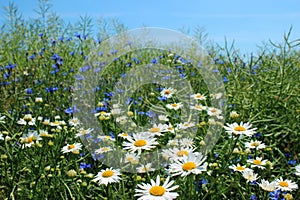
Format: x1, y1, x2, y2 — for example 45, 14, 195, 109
258, 179, 277, 192
93, 168, 121, 186
137, 163, 155, 173
135, 175, 179, 200
242, 169, 259, 183
295, 164, 300, 176
75, 128, 93, 138
230, 111, 240, 119
191, 93, 206, 100
68, 117, 80, 127
0, 133, 3, 140
166, 102, 183, 110
123, 152, 140, 165
162, 146, 194, 161
0, 114, 6, 123
229, 164, 249, 172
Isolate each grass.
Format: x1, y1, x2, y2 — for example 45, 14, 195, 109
0, 1, 300, 199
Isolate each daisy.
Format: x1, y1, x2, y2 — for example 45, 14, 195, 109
158, 115, 169, 122
258, 179, 277, 192
274, 177, 298, 191
166, 124, 175, 134
190, 104, 207, 111
178, 137, 194, 148
93, 168, 121, 186
75, 128, 93, 138
97, 135, 116, 142
169, 152, 207, 177
137, 163, 155, 173
210, 93, 222, 99
20, 131, 42, 148
162, 146, 194, 161
135, 175, 179, 200
166, 102, 183, 110
0, 133, 4, 140
295, 164, 300, 176
245, 140, 266, 150
207, 107, 222, 118
95, 146, 113, 154
176, 122, 195, 130
147, 123, 169, 136
229, 164, 249, 172
160, 88, 175, 98
17, 114, 36, 126
230, 111, 240, 119
247, 157, 268, 169
61, 143, 82, 154
68, 117, 80, 127
242, 169, 259, 183
122, 132, 159, 155
123, 152, 140, 164
191, 93, 206, 100
223, 122, 257, 137
118, 132, 130, 139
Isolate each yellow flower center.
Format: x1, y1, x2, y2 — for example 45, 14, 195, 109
195, 105, 201, 109
196, 94, 202, 99
27, 136, 33, 143
177, 150, 189, 157
234, 126, 246, 131
102, 170, 114, 177
149, 186, 165, 196
279, 181, 289, 187
182, 162, 197, 171
253, 159, 262, 165
210, 109, 217, 113
250, 142, 259, 147
171, 103, 178, 107
236, 166, 245, 171
164, 90, 171, 95
68, 144, 75, 149
149, 127, 160, 133
134, 140, 147, 147
122, 133, 128, 136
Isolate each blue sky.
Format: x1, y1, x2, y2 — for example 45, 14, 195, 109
1, 0, 300, 54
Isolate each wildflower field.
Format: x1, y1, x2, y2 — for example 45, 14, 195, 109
0, 2, 300, 200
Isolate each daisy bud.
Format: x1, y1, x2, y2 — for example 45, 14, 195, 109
127, 111, 134, 117
233, 148, 240, 154
66, 169, 77, 178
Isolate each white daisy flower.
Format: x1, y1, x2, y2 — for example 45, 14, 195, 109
162, 146, 194, 161
97, 135, 116, 142
167, 139, 179, 146
166, 102, 183, 110
176, 122, 195, 130
122, 132, 159, 155
258, 179, 277, 192
93, 168, 121, 186
230, 111, 240, 119
210, 93, 222, 99
158, 115, 169, 122
75, 128, 93, 138
229, 164, 249, 172
0, 133, 4, 140
245, 140, 266, 150
68, 117, 80, 127
247, 157, 268, 169
17, 114, 36, 126
191, 93, 206, 100
20, 131, 42, 148
123, 152, 140, 164
295, 164, 300, 176
147, 123, 169, 136
160, 88, 175, 98
242, 169, 259, 182
274, 177, 298, 191
135, 175, 179, 200
190, 104, 207, 111
95, 146, 113, 154
178, 137, 194, 148
137, 163, 155, 173
207, 107, 222, 118
169, 152, 207, 177
118, 132, 130, 139
223, 122, 257, 137
61, 143, 82, 154
166, 124, 175, 134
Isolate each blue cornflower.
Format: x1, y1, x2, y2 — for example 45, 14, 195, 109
5, 63, 16, 69
46, 86, 58, 93
25, 88, 33, 94
79, 162, 92, 169
288, 160, 297, 165
223, 77, 229, 82
250, 194, 257, 200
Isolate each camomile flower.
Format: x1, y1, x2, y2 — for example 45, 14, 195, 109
135, 175, 179, 200
118, 132, 130, 139
95, 146, 113, 154
245, 140, 266, 150
122, 132, 159, 155
20, 131, 42, 148
190, 104, 207, 111
166, 102, 183, 110
93, 168, 121, 186
160, 88, 175, 98
162, 146, 194, 161
229, 164, 249, 172
97, 135, 116, 142
0, 114, 6, 123
295, 164, 300, 176
147, 123, 169, 136
75, 128, 93, 138
207, 107, 222, 118
169, 152, 207, 177
68, 117, 80, 127
158, 115, 169, 122
191, 93, 206, 100
123, 152, 140, 164
17, 114, 36, 126
176, 122, 195, 130
247, 157, 268, 169
274, 177, 298, 191
223, 122, 257, 137
210, 93, 222, 99
61, 143, 82, 154
242, 169, 259, 183
258, 179, 277, 192
0, 133, 4, 140
178, 137, 194, 148
137, 163, 155, 173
